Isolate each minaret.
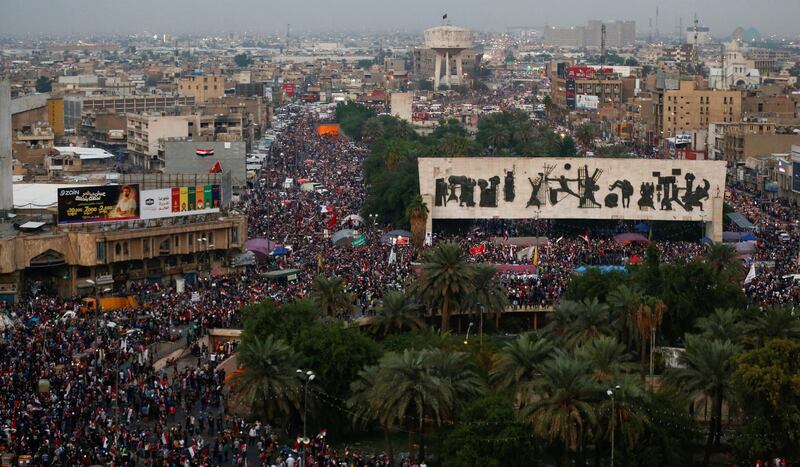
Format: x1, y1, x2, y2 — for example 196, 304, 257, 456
0, 78, 13, 216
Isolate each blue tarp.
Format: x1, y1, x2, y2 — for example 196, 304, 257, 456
633, 223, 650, 233
575, 265, 628, 274
271, 246, 289, 256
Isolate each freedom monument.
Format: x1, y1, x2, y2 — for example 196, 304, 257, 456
418, 157, 727, 242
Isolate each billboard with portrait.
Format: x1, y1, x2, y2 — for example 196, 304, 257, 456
57, 185, 140, 224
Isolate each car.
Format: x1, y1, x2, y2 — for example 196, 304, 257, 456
778, 232, 791, 242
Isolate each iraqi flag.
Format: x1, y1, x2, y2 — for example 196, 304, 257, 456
209, 161, 223, 173
161, 432, 169, 445
196, 148, 215, 156
326, 212, 337, 229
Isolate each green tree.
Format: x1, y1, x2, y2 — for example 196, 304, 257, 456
666, 335, 741, 467
742, 306, 800, 348
310, 275, 353, 317
558, 135, 577, 156
520, 354, 600, 467
35, 76, 52, 93
576, 336, 637, 384
732, 339, 800, 462
703, 243, 742, 283
233, 53, 253, 67
556, 298, 616, 350
694, 308, 745, 343
467, 264, 509, 328
607, 284, 644, 352
413, 242, 476, 333
230, 335, 303, 422
361, 116, 384, 143
489, 332, 554, 395
405, 194, 429, 248
437, 395, 541, 467
367, 291, 425, 337
575, 123, 597, 151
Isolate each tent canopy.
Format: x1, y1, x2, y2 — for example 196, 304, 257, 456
244, 238, 276, 256
613, 233, 649, 245
340, 214, 365, 225
726, 212, 755, 231
331, 229, 356, 245
260, 268, 302, 280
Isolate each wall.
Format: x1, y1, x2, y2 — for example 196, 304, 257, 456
164, 141, 246, 187
418, 157, 726, 240
390, 92, 413, 122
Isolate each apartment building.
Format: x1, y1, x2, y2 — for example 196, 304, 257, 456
657, 80, 742, 141
126, 113, 190, 169
178, 74, 226, 103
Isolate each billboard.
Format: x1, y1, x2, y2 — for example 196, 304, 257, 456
419, 157, 727, 223
58, 184, 222, 223
141, 184, 221, 219
282, 82, 296, 97
576, 94, 599, 110
792, 161, 800, 193
567, 66, 614, 79
58, 185, 140, 224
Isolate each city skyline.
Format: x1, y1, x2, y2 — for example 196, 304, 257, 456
1, 0, 798, 38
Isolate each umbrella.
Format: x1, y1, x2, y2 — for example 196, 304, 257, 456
380, 229, 412, 245
331, 229, 356, 246
271, 246, 290, 256
244, 238, 276, 256
340, 214, 365, 225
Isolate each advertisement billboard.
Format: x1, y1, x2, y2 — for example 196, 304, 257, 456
58, 184, 222, 223
282, 82, 296, 97
567, 66, 614, 79
792, 162, 800, 193
141, 184, 221, 219
57, 185, 140, 224
576, 94, 599, 110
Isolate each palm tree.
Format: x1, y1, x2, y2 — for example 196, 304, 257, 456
395, 120, 416, 140
467, 264, 510, 328
633, 296, 666, 367
602, 374, 650, 451
368, 291, 425, 337
561, 298, 615, 350
575, 336, 637, 384
362, 117, 384, 143
575, 123, 597, 152
694, 308, 745, 343
489, 332, 554, 395
347, 365, 396, 462
520, 354, 600, 467
310, 275, 353, 317
703, 243, 742, 282
413, 242, 476, 333
440, 134, 470, 156
666, 335, 741, 467
607, 284, 644, 352
742, 306, 800, 347
405, 195, 429, 249
484, 124, 511, 153
384, 141, 403, 170
370, 349, 484, 461
229, 335, 303, 422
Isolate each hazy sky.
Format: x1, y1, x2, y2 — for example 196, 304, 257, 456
1, 0, 796, 38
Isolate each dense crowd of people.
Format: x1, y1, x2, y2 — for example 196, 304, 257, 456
1, 103, 798, 465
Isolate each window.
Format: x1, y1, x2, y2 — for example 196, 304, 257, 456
143, 238, 150, 255
188, 233, 194, 246
174, 235, 180, 248
231, 227, 239, 243
204, 85, 208, 90
123, 241, 129, 256
115, 243, 122, 256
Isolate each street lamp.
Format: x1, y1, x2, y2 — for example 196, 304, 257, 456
296, 369, 316, 467
464, 322, 474, 345
607, 384, 621, 467
197, 237, 208, 274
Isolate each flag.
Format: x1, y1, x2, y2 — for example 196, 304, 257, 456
195, 148, 214, 156
209, 161, 222, 173
442, 13, 447, 19
326, 212, 337, 229
161, 433, 169, 445
102, 437, 108, 449
317, 428, 328, 439
532, 245, 539, 266
469, 244, 486, 256
352, 234, 367, 247
394, 236, 410, 245
744, 264, 756, 284
188, 446, 195, 458
388, 247, 396, 265
580, 231, 590, 244
319, 205, 333, 214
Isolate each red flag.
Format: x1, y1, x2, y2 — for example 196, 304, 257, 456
209, 161, 222, 173
326, 212, 337, 229
580, 230, 590, 244
469, 244, 486, 256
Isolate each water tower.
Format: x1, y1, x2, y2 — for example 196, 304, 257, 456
424, 25, 473, 89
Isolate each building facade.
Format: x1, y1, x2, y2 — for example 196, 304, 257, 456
178, 75, 226, 103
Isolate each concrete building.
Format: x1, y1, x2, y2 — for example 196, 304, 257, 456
657, 81, 742, 141
1, 79, 12, 215
686, 26, 712, 46
543, 26, 585, 47
708, 41, 761, 90
585, 20, 636, 48
390, 92, 413, 122
178, 74, 226, 103
422, 25, 474, 89
126, 114, 190, 169
164, 141, 246, 188
412, 48, 481, 86
63, 95, 195, 132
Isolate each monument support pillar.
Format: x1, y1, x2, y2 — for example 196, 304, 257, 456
433, 54, 442, 90
705, 194, 723, 243
445, 51, 451, 87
